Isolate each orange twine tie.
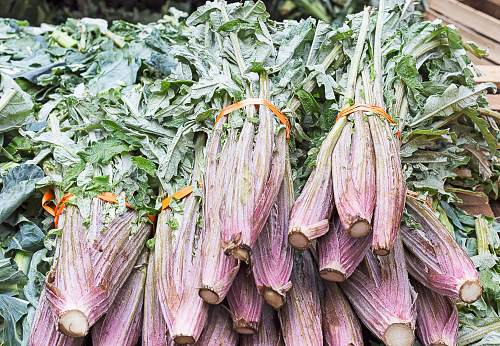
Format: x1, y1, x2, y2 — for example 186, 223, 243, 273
336, 103, 401, 142
215, 98, 291, 139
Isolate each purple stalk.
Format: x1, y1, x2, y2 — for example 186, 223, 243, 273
227, 267, 264, 335
44, 198, 151, 338
156, 135, 208, 345
322, 282, 363, 346
222, 119, 255, 262
193, 305, 239, 346
403, 198, 482, 303
332, 85, 375, 238
200, 125, 239, 304
252, 152, 293, 309
240, 303, 283, 345
91, 250, 147, 346
340, 233, 417, 346
287, 162, 334, 250
278, 250, 322, 346
412, 278, 458, 346
30, 239, 84, 346
317, 216, 372, 282
143, 247, 172, 346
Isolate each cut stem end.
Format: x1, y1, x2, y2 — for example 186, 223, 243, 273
233, 319, 258, 335
383, 323, 414, 346
319, 268, 346, 282
459, 279, 483, 303
199, 288, 220, 305
348, 220, 371, 238
288, 232, 311, 250
58, 309, 89, 338
261, 287, 286, 309
173, 335, 196, 345
372, 247, 390, 256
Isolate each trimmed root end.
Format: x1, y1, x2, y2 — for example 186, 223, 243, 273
225, 244, 251, 263
173, 335, 196, 345
383, 323, 414, 346
372, 246, 390, 256
319, 268, 346, 282
459, 279, 483, 303
58, 309, 89, 338
288, 232, 311, 250
233, 319, 258, 335
261, 288, 286, 309
348, 220, 371, 238
199, 288, 220, 304
430, 342, 449, 346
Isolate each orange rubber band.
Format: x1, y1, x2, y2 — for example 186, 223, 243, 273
407, 190, 434, 211
336, 103, 401, 142
160, 186, 194, 211
215, 98, 290, 139
43, 187, 156, 229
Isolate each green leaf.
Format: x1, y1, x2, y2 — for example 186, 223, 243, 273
131, 156, 156, 176
0, 74, 33, 133
0, 165, 44, 224
0, 259, 27, 286
0, 295, 28, 346
296, 89, 321, 117
79, 139, 130, 165
411, 83, 493, 126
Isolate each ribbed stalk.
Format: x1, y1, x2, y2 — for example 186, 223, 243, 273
332, 80, 375, 238
322, 282, 363, 346
240, 303, 283, 345
30, 239, 84, 346
91, 250, 148, 346
156, 137, 208, 344
278, 251, 322, 346
227, 267, 264, 335
200, 124, 240, 304
340, 233, 417, 346
143, 247, 172, 346
317, 217, 372, 282
193, 305, 239, 346
252, 152, 294, 309
288, 7, 371, 250
412, 279, 458, 346
403, 198, 482, 303
44, 205, 106, 337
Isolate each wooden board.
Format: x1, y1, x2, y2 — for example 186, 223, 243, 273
425, 9, 500, 65
472, 65, 500, 88
486, 94, 500, 111
428, 0, 500, 44
460, 0, 500, 22
452, 193, 495, 218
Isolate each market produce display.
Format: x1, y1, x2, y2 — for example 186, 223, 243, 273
1, 0, 500, 345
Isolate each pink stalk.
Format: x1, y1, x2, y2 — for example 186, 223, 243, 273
143, 247, 171, 346
332, 83, 375, 238
44, 198, 151, 338
240, 303, 283, 345
91, 250, 147, 346
403, 198, 482, 303
222, 119, 255, 261
227, 267, 264, 334
156, 135, 208, 344
30, 238, 84, 346
287, 163, 334, 250
340, 233, 417, 346
193, 305, 239, 346
412, 278, 458, 346
200, 125, 239, 304
252, 153, 293, 309
317, 216, 372, 282
278, 251, 322, 346
322, 282, 363, 346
